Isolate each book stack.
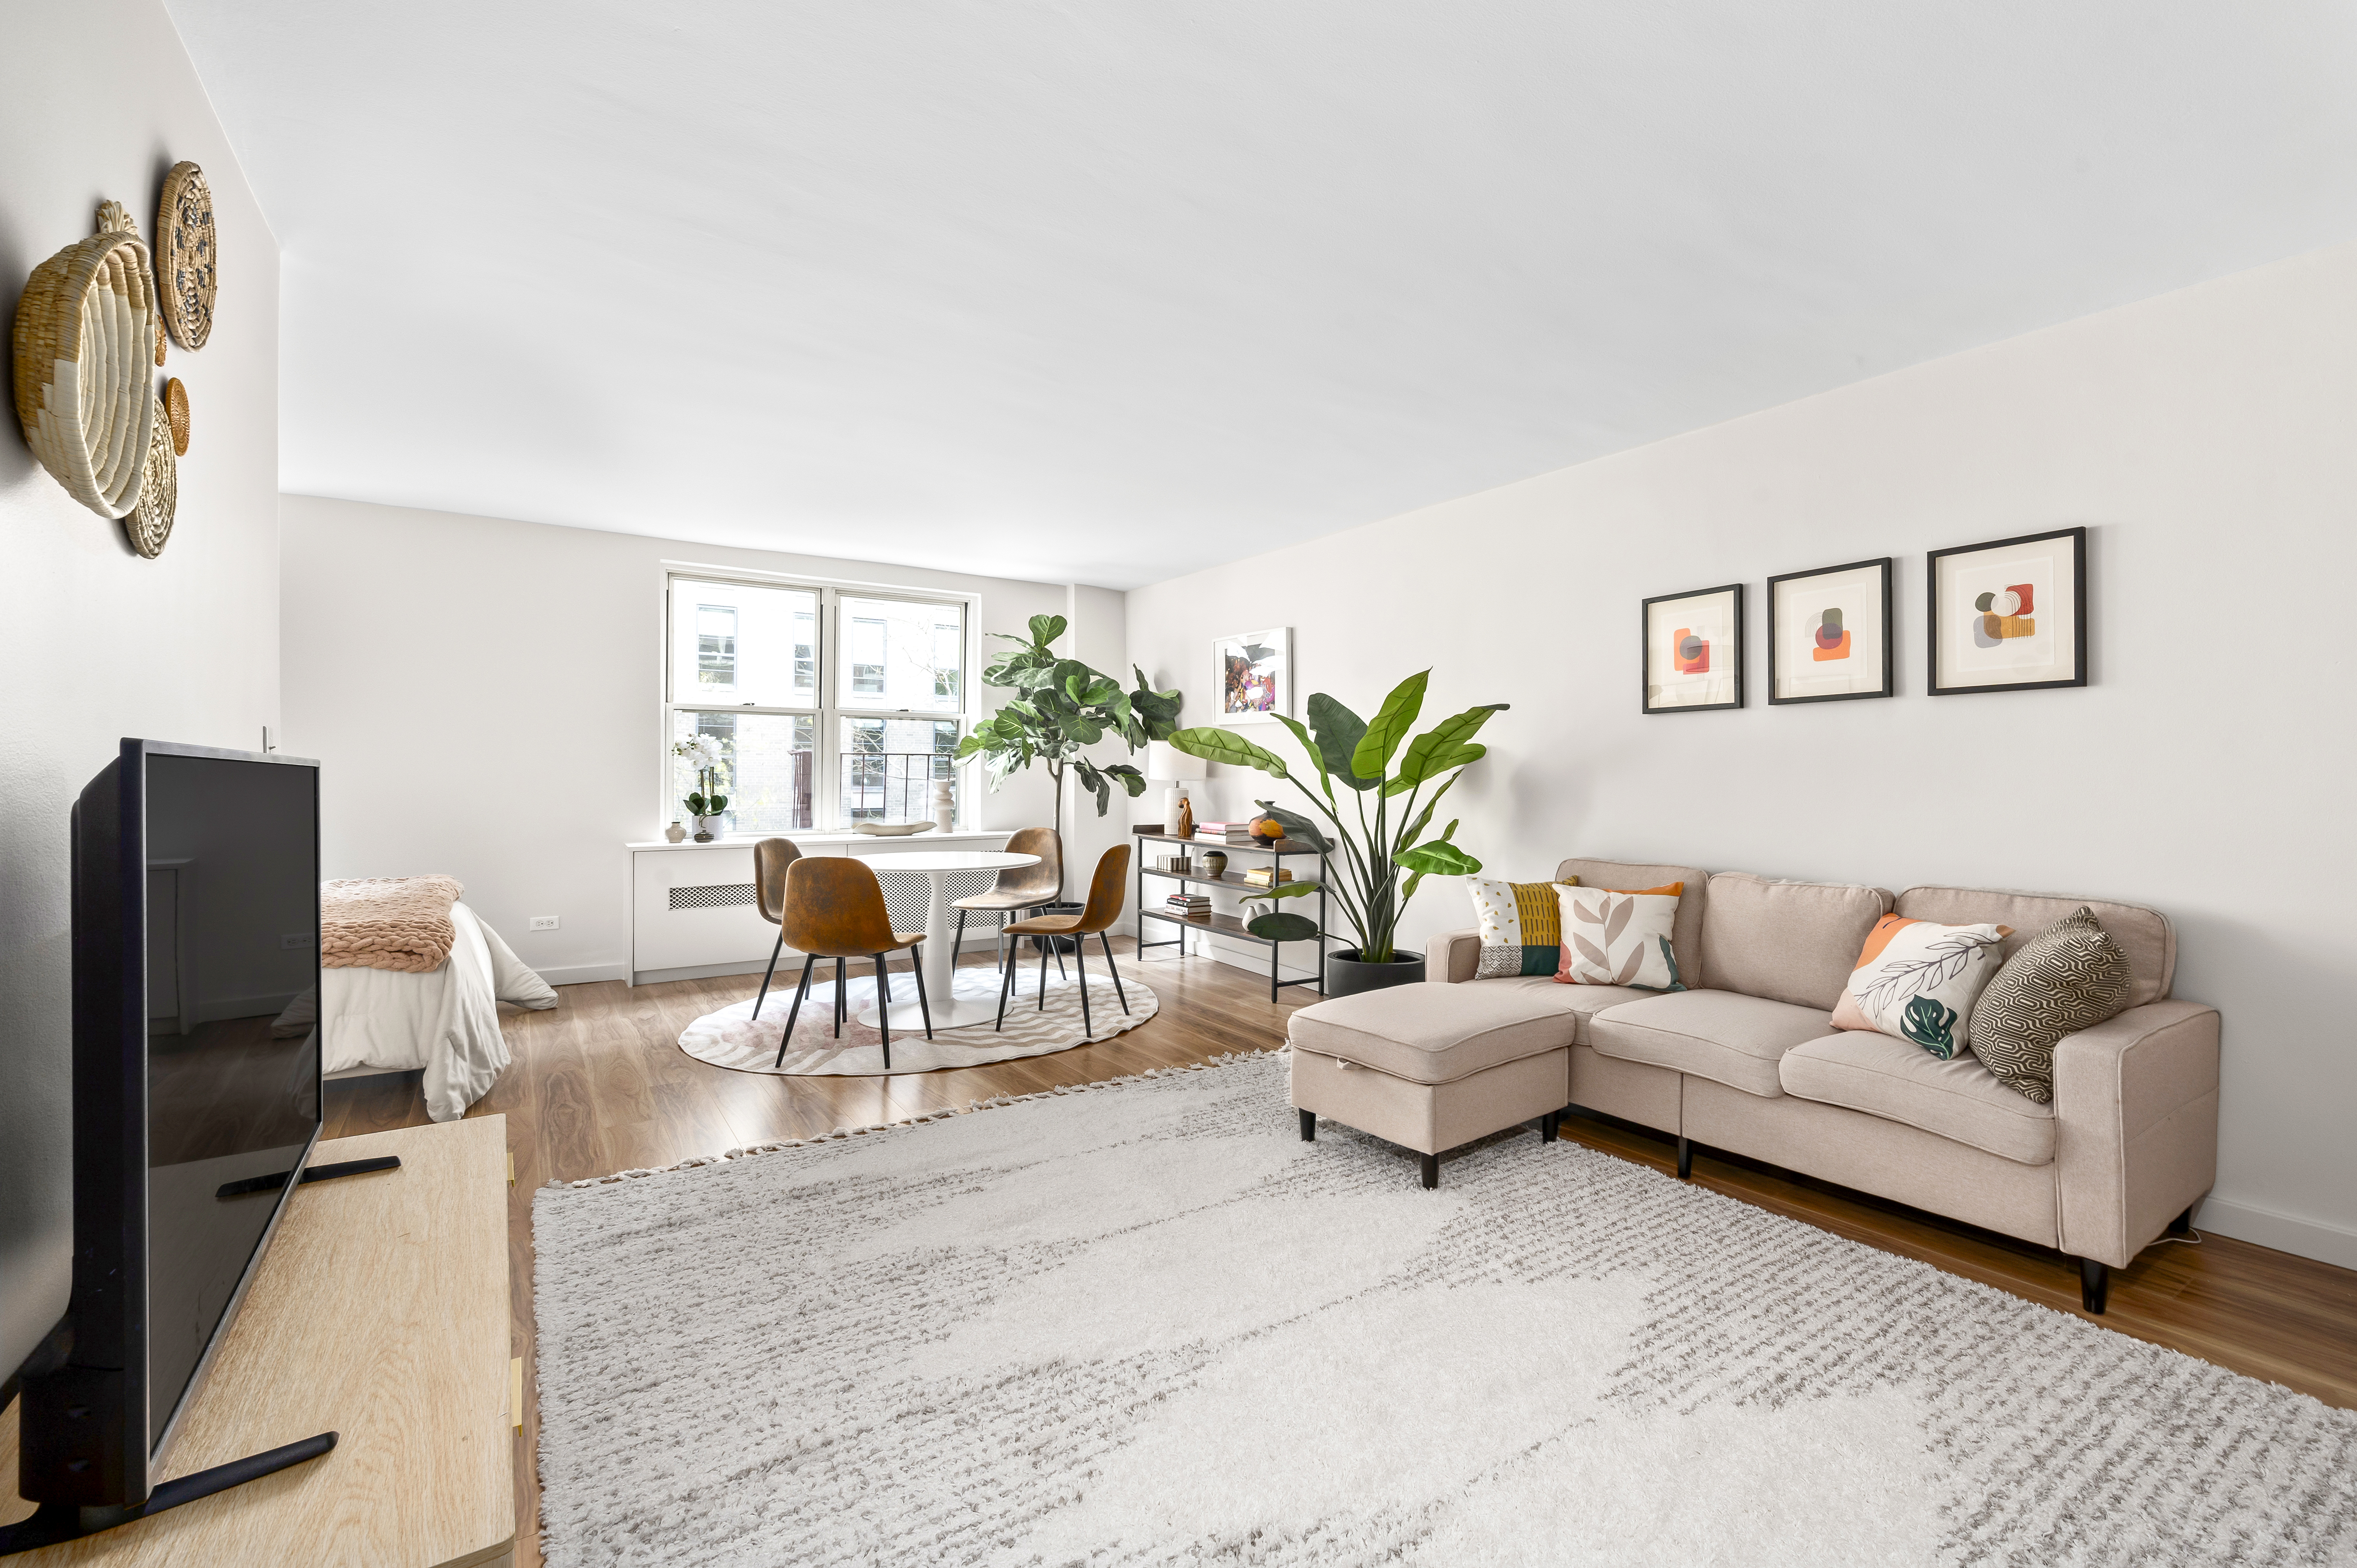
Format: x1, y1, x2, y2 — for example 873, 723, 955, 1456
1193, 820, 1258, 844
1164, 892, 1212, 921
1242, 866, 1295, 889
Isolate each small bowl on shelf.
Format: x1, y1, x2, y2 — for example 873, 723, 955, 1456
851, 821, 937, 837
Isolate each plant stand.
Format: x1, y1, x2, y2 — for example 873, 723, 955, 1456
1133, 833, 1331, 1002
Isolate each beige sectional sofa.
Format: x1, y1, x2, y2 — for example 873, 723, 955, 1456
1288, 856, 2220, 1314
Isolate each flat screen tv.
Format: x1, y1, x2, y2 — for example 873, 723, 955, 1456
4, 741, 343, 1552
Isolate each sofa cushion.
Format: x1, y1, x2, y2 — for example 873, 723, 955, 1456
1555, 858, 1712, 987
1587, 989, 1837, 1098
1480, 975, 1649, 1046
1286, 981, 1580, 1085
1779, 1029, 2056, 1165
1895, 886, 2173, 1008
1702, 872, 1891, 1010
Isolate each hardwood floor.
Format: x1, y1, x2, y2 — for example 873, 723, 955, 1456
320, 941, 2350, 1563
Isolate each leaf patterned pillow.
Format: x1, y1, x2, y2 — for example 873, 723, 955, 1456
1553, 883, 1686, 991
1829, 914, 2012, 1060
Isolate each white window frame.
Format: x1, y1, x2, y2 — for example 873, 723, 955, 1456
661, 568, 977, 835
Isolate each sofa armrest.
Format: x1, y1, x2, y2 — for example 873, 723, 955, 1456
2052, 999, 2220, 1269
1426, 928, 1482, 983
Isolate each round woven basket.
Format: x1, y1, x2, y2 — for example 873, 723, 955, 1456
165, 377, 190, 456
125, 390, 177, 558
157, 161, 217, 350
12, 227, 159, 519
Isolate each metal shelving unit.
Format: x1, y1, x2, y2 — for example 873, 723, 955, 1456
1133, 832, 1331, 1001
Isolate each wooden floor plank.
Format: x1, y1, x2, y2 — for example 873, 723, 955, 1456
298, 941, 2353, 1568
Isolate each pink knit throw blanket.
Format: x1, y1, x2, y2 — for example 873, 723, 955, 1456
320, 876, 465, 973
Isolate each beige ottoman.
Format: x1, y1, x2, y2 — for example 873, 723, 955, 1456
1287, 980, 1575, 1187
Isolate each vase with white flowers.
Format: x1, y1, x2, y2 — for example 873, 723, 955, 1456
671, 734, 732, 842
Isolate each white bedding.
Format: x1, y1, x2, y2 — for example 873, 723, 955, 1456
313, 902, 555, 1121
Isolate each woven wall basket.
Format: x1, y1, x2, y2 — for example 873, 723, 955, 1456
126, 390, 177, 558
12, 217, 159, 520
165, 376, 190, 456
157, 161, 216, 350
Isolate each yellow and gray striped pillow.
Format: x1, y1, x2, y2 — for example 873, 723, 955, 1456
1466, 877, 1578, 978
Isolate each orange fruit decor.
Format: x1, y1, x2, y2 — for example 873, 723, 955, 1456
1251, 817, 1285, 842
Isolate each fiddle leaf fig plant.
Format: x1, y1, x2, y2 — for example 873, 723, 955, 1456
954, 614, 1184, 885
1166, 670, 1507, 964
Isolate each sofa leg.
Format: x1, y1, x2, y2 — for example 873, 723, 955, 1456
1676, 1134, 1693, 1181
1540, 1110, 1559, 1144
2167, 1205, 2196, 1238
2079, 1257, 2109, 1315
1419, 1153, 1439, 1190
1299, 1109, 1315, 1142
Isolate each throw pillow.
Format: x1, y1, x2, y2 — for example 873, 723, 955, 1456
1555, 883, 1686, 991
1971, 907, 2132, 1103
1467, 877, 1579, 978
1829, 914, 2011, 1059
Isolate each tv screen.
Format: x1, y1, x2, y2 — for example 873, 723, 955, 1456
138, 750, 322, 1453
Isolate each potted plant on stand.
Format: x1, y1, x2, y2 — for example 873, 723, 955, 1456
954, 614, 1184, 936
672, 734, 731, 842
1166, 670, 1505, 997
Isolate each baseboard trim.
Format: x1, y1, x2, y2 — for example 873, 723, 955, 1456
2192, 1196, 2357, 1271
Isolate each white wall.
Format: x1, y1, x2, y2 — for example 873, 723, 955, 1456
1127, 242, 2357, 1269
279, 498, 1135, 982
0, 0, 283, 1379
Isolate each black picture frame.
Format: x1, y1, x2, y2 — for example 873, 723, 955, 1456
1767, 556, 1894, 705
1640, 583, 1744, 713
1926, 526, 2088, 696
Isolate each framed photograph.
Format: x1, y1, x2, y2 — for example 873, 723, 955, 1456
1215, 627, 1291, 722
1927, 527, 2087, 696
1641, 584, 1743, 713
1768, 557, 1893, 704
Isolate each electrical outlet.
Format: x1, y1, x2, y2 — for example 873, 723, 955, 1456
281, 933, 313, 950
528, 916, 560, 931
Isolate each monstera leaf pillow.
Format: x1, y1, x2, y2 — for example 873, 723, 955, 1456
1830, 914, 2012, 1059
1554, 883, 1686, 991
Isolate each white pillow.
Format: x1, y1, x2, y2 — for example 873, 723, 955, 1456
1554, 884, 1686, 991
1829, 914, 2011, 1059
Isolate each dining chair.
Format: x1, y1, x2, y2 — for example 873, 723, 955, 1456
951, 826, 1065, 976
772, 858, 932, 1070
995, 843, 1131, 1040
748, 837, 804, 1022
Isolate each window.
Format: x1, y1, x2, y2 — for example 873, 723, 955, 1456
665, 576, 968, 833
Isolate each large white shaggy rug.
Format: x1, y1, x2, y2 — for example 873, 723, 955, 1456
530, 1053, 2356, 1567
678, 966, 1155, 1075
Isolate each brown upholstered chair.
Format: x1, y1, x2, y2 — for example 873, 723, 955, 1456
996, 844, 1131, 1038
749, 837, 806, 1022
952, 826, 1065, 973
771, 858, 931, 1069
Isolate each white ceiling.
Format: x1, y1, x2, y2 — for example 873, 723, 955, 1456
165, 1, 2357, 589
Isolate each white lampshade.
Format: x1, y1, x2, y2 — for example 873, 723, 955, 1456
1143, 740, 1199, 783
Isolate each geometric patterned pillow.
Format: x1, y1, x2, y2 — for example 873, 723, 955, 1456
1971, 906, 2132, 1104
1466, 877, 1578, 978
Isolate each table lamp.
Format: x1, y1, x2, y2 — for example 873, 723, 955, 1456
1142, 740, 1200, 832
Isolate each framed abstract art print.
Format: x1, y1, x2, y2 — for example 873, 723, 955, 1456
1927, 528, 2087, 695
1215, 627, 1290, 722
1641, 583, 1743, 713
1768, 557, 1892, 703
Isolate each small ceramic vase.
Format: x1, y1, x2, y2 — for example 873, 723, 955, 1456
1202, 851, 1228, 879
664, 821, 687, 844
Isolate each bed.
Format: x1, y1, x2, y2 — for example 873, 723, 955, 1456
278, 902, 556, 1122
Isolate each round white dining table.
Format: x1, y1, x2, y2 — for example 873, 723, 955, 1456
856, 849, 1041, 1031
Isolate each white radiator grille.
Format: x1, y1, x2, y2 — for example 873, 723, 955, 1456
670, 883, 757, 910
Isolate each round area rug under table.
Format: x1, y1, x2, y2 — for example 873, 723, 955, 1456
678, 964, 1157, 1076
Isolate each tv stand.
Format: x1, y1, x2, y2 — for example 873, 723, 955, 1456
0, 1118, 513, 1566
0, 1433, 337, 1554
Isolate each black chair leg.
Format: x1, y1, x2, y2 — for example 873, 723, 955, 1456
750, 928, 785, 1019
909, 944, 933, 1039
834, 956, 846, 1037
1299, 1109, 1315, 1141
1075, 941, 1093, 1038
873, 954, 892, 1070
996, 934, 1018, 1030
954, 910, 968, 969
772, 956, 816, 1068
1099, 931, 1130, 1014
2079, 1257, 2109, 1315
1037, 938, 1049, 1009
1420, 1153, 1440, 1190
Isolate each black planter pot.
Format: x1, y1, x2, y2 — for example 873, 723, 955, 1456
1029, 901, 1085, 953
1325, 948, 1426, 998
